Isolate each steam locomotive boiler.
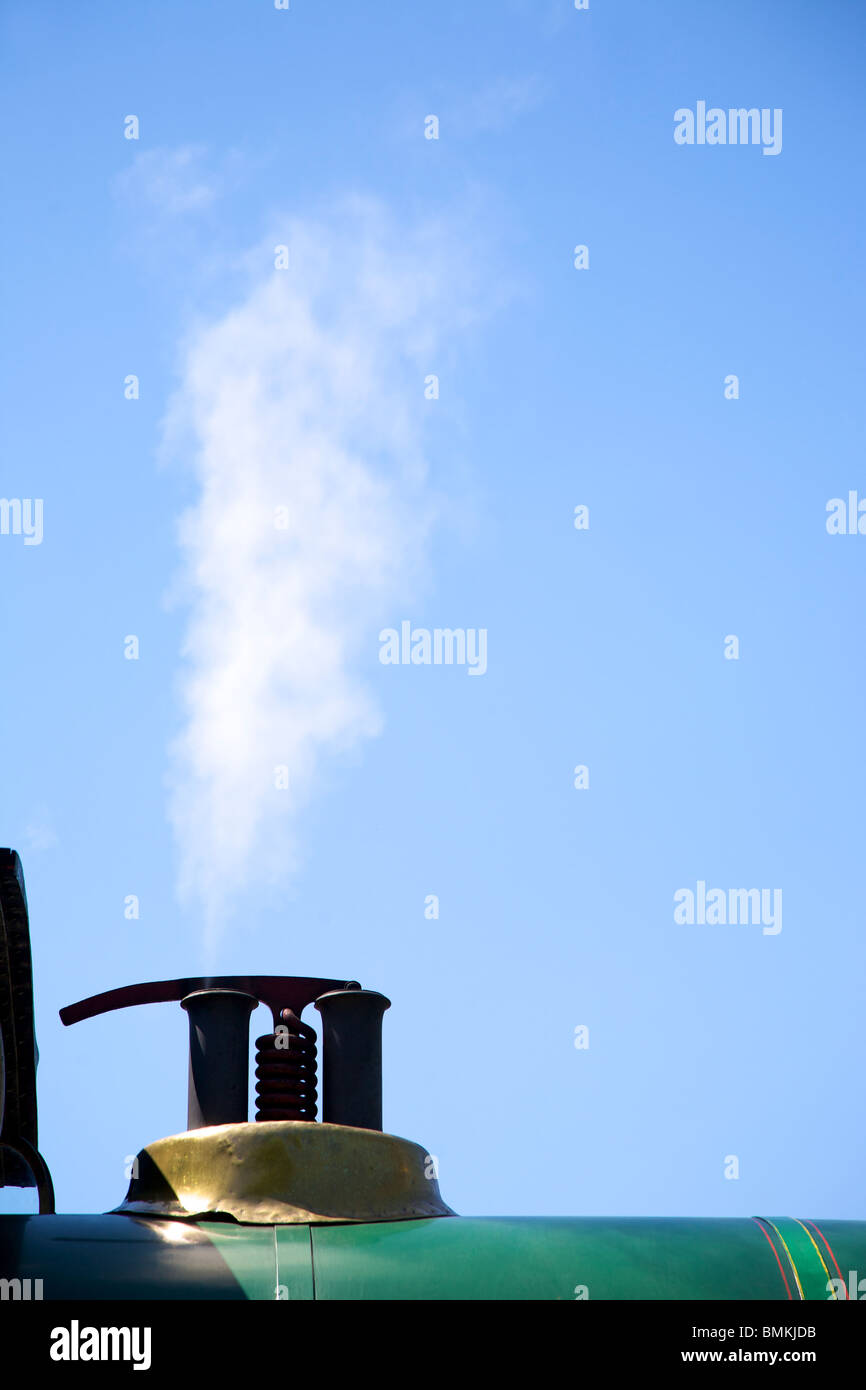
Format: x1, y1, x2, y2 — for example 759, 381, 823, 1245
1, 847, 863, 1301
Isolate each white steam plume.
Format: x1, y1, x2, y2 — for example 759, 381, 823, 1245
165, 202, 471, 951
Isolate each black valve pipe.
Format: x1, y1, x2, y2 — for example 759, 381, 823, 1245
314, 989, 391, 1131
180, 989, 258, 1129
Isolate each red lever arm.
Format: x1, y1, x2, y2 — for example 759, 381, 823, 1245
60, 975, 360, 1029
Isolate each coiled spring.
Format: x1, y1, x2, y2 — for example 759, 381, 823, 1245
254, 1008, 318, 1121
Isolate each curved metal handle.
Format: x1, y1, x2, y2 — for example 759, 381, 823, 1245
0, 1135, 55, 1214
60, 975, 360, 1029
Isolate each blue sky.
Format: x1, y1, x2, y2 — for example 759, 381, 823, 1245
2, 0, 865, 1221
